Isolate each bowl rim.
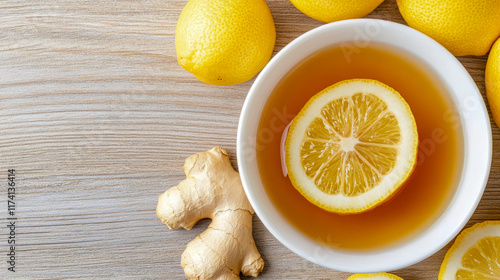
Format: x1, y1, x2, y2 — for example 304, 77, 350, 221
237, 18, 492, 273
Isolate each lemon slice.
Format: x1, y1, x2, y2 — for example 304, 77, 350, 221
439, 221, 500, 279
285, 79, 418, 214
347, 273, 403, 280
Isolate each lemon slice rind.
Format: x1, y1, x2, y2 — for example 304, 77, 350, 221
347, 272, 403, 280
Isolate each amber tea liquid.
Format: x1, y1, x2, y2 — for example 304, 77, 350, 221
256, 44, 463, 250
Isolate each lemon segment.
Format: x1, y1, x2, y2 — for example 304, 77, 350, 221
439, 221, 500, 279
348, 273, 403, 280
285, 79, 418, 214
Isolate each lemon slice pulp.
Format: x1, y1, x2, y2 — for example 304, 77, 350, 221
285, 79, 418, 214
439, 221, 500, 279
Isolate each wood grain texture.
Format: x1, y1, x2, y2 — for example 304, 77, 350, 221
0, 0, 499, 279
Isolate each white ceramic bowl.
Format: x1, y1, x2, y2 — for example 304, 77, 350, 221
237, 19, 491, 272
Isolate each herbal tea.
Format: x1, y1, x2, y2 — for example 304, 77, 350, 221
256, 44, 463, 250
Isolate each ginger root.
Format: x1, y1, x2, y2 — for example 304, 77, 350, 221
156, 147, 264, 279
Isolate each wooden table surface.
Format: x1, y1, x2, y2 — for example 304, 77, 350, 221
1, 0, 499, 279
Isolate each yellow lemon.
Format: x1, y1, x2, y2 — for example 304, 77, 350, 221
348, 273, 403, 280
285, 79, 418, 214
289, 0, 384, 23
486, 38, 500, 127
439, 221, 500, 279
397, 0, 500, 56
176, 0, 275, 86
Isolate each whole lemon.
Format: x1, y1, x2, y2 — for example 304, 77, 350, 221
176, 0, 275, 86
486, 38, 500, 127
397, 0, 500, 56
289, 0, 384, 23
